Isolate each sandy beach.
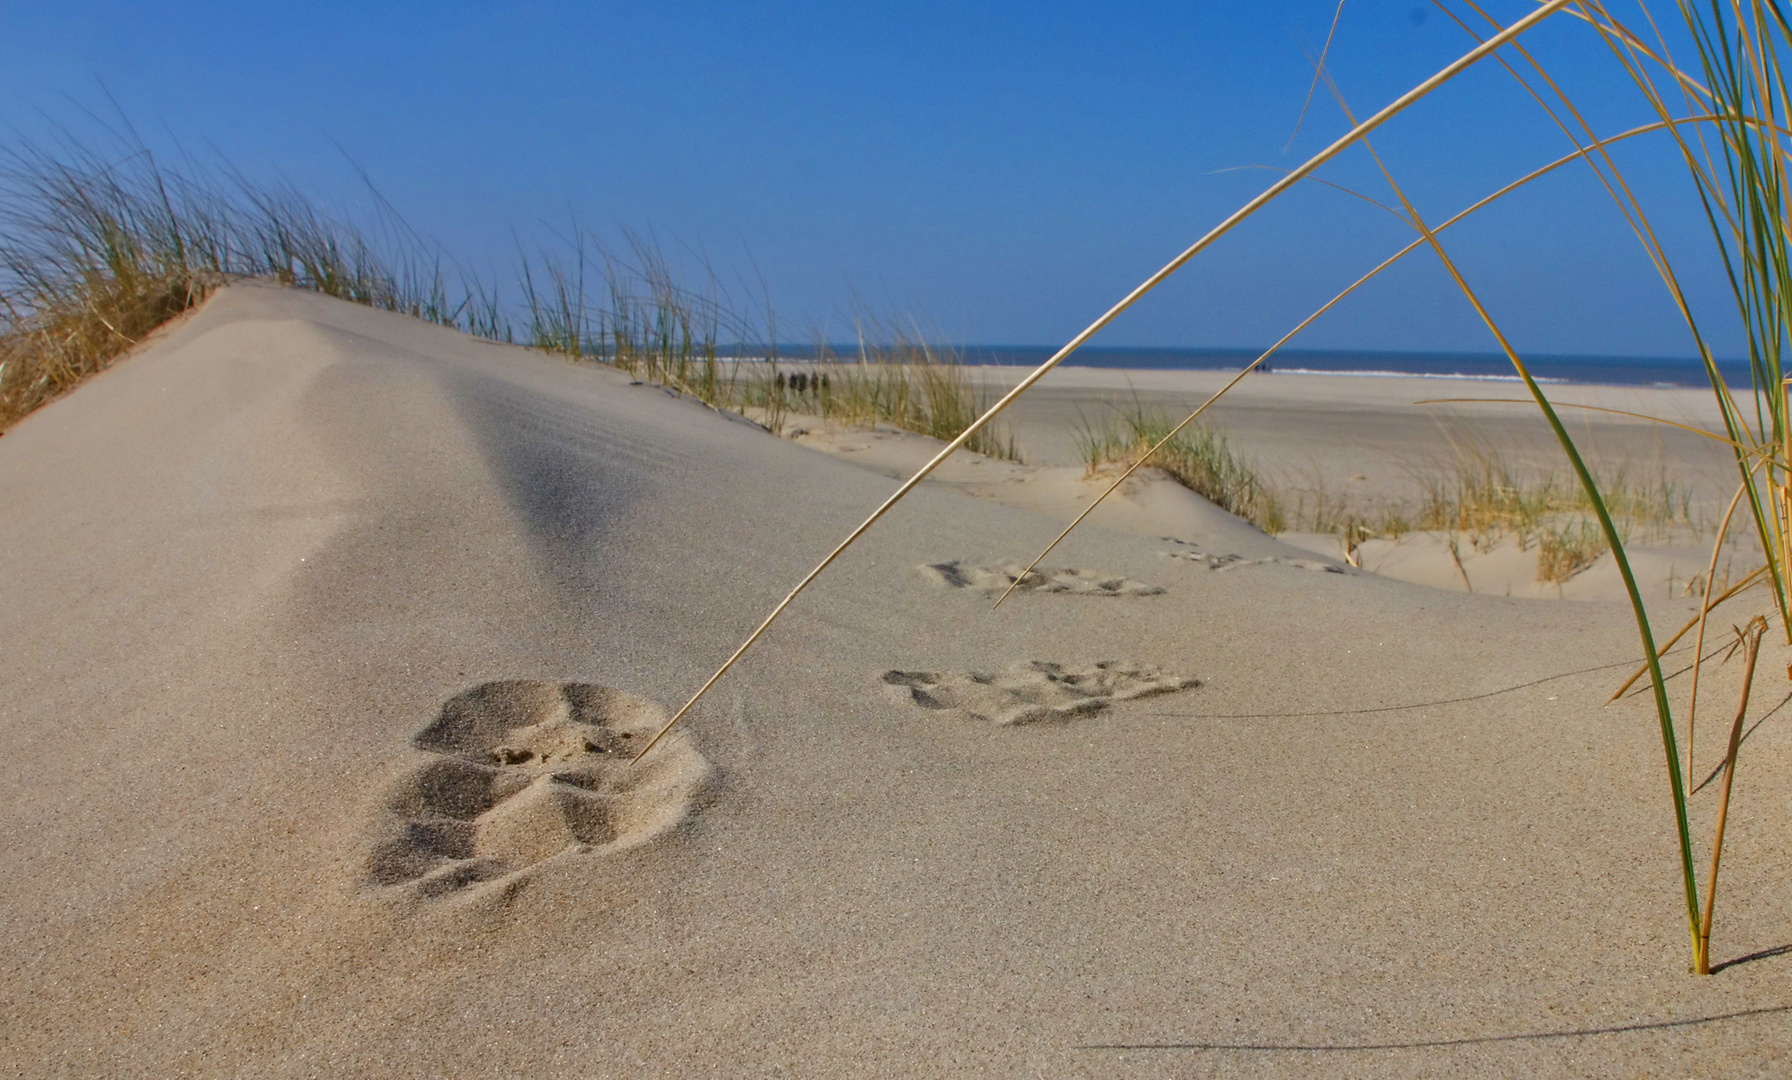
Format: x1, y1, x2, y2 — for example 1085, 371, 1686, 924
3, 282, 1789, 1077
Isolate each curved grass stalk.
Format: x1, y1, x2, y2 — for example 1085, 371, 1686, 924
1607, 564, 1769, 702
1444, 1, 1792, 970
1685, 473, 1760, 793
1574, 0, 1792, 640
1452, 1, 1719, 276
1456, 1, 1792, 639
1546, 2, 1718, 104
1316, 69, 1705, 964
629, 0, 1579, 762
1286, 0, 1348, 151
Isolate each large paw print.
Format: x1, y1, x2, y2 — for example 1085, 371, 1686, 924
366, 680, 711, 900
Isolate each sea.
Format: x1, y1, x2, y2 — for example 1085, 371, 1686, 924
745, 344, 1752, 389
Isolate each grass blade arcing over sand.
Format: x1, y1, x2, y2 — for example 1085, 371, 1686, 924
1486, 0, 1792, 973
631, 0, 1575, 761
1026, 0, 1792, 973
1323, 63, 1704, 968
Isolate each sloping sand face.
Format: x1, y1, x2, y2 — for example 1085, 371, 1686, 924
2, 283, 1790, 1077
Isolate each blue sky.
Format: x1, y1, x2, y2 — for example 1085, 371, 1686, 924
0, 1, 1741, 357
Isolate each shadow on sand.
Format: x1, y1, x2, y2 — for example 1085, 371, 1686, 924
1078, 1002, 1792, 1053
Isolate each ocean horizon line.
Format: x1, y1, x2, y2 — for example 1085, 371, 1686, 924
715, 343, 1749, 389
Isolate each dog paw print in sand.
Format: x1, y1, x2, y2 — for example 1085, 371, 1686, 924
1159, 537, 1344, 574
366, 680, 711, 900
882, 661, 1198, 725
918, 559, 1164, 597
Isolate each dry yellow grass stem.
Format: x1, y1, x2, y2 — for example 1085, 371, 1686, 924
1696, 615, 1767, 975
1781, 380, 1792, 617
1319, 48, 1700, 950
1606, 565, 1769, 702
629, 0, 1576, 763
1459, 0, 1792, 639
1685, 463, 1769, 780
1550, 2, 1714, 104
1567, 2, 1792, 633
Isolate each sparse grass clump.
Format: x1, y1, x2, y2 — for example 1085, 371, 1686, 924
1067, 403, 1692, 582
1416, 448, 1688, 544
511, 241, 1022, 461
762, 354, 1023, 461
1535, 518, 1607, 584
0, 125, 1013, 466
775, 324, 1022, 461
1407, 446, 1694, 584
1075, 406, 1281, 530
1252, 441, 1698, 585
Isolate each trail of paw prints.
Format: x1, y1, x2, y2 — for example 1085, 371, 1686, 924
919, 559, 1165, 596
882, 661, 1198, 725
366, 680, 711, 901
1158, 537, 1345, 574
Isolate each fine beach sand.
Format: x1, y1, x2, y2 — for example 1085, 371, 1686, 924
2, 281, 1789, 1077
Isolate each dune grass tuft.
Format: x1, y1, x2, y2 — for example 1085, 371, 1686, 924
509, 234, 1021, 460
1406, 445, 1695, 584
0, 124, 1014, 466
0, 129, 505, 432
1067, 404, 1692, 584
761, 342, 1024, 462
1075, 406, 1282, 530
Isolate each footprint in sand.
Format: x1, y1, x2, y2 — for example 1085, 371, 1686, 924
1158, 537, 1345, 574
919, 559, 1165, 597
366, 680, 711, 900
881, 661, 1198, 725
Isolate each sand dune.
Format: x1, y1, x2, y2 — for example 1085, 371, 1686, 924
2, 282, 1789, 1077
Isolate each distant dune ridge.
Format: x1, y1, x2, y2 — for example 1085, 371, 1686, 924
0, 283, 1788, 1075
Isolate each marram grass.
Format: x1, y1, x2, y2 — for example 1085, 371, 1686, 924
997, 0, 1788, 975
0, 129, 508, 431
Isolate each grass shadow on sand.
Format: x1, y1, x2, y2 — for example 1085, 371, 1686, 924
1140, 657, 1640, 721
1076, 1002, 1792, 1053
